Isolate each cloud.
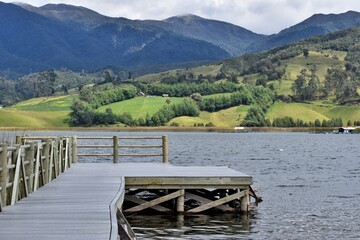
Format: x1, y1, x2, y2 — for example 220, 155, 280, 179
3, 0, 360, 34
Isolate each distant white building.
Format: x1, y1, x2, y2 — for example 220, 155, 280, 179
0, 105, 3, 109
338, 126, 358, 133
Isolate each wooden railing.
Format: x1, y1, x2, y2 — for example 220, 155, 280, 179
0, 137, 73, 211
77, 135, 169, 163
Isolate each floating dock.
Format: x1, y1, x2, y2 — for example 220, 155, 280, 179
0, 135, 258, 239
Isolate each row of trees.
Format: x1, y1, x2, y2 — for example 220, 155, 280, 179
271, 117, 344, 128
78, 86, 137, 108
137, 82, 241, 97
197, 88, 253, 112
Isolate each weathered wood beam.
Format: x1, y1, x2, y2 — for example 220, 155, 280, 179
187, 191, 245, 213
11, 147, 22, 205
185, 192, 235, 212
0, 144, 8, 207
125, 190, 184, 213
125, 194, 173, 213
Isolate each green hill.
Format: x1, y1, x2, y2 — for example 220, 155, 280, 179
0, 96, 72, 128
2, 27, 360, 129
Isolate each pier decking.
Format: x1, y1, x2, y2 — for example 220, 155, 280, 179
0, 164, 125, 240
0, 135, 257, 239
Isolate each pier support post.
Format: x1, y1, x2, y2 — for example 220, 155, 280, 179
113, 136, 119, 163
176, 189, 185, 213
0, 144, 8, 208
240, 189, 250, 212
162, 135, 169, 164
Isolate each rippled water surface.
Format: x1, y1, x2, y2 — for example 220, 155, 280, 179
7, 131, 360, 239
125, 132, 360, 240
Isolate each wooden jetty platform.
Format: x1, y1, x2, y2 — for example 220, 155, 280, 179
0, 135, 258, 239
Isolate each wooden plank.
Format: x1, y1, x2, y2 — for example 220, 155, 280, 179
119, 154, 162, 157
119, 145, 163, 149
11, 147, 22, 205
33, 143, 41, 191
187, 191, 245, 213
124, 195, 172, 213
0, 144, 7, 207
20, 154, 28, 198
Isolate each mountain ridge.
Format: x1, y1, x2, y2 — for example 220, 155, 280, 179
1, 2, 360, 78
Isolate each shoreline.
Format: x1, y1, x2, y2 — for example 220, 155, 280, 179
0, 126, 340, 133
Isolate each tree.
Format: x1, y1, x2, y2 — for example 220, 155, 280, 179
190, 93, 202, 102
292, 69, 320, 101
303, 49, 309, 58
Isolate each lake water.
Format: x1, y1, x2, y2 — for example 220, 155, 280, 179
124, 132, 360, 240
3, 131, 360, 239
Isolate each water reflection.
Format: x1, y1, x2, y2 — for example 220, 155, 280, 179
127, 213, 253, 240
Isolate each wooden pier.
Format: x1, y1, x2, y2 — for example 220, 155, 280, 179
0, 135, 258, 239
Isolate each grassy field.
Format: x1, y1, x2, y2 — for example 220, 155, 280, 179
282, 50, 346, 81
8, 96, 73, 111
0, 109, 70, 128
98, 96, 186, 118
1, 95, 72, 128
136, 64, 222, 83
169, 106, 250, 127
267, 102, 360, 123
267, 50, 347, 96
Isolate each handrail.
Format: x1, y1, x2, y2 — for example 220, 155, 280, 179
76, 135, 169, 164
0, 137, 73, 211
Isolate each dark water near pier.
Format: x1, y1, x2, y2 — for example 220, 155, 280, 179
5, 131, 360, 239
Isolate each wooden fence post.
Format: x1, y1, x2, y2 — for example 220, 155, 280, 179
42, 140, 51, 184
25, 142, 35, 193
162, 135, 169, 164
0, 144, 8, 208
15, 136, 22, 145
72, 136, 78, 163
113, 136, 119, 163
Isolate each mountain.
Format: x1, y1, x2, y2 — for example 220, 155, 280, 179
1, 2, 259, 78
145, 14, 265, 56
248, 10, 360, 52
2, 2, 360, 79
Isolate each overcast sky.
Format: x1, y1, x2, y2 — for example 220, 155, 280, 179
4, 0, 360, 34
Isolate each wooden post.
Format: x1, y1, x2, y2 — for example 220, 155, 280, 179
15, 136, 22, 145
113, 136, 119, 163
0, 144, 8, 208
162, 135, 169, 164
240, 189, 250, 212
64, 138, 69, 169
176, 189, 185, 213
42, 140, 51, 184
54, 139, 59, 177
71, 136, 78, 163
48, 141, 54, 182
25, 142, 35, 193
